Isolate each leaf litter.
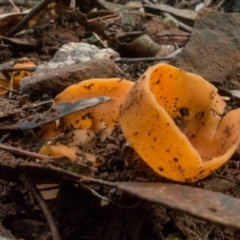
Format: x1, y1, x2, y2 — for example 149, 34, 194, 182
1, 0, 240, 239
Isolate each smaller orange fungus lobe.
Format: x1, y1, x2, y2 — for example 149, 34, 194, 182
54, 78, 134, 130
40, 144, 77, 160
40, 78, 134, 140
119, 63, 240, 182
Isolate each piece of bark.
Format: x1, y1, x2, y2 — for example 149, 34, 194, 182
172, 9, 240, 88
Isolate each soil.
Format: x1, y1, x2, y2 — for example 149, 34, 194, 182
1, 0, 240, 240
1, 124, 240, 240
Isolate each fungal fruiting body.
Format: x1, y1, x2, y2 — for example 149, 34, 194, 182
39, 78, 134, 140
54, 78, 134, 130
119, 63, 240, 182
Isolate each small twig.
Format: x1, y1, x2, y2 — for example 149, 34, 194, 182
8, 0, 50, 36
48, 133, 65, 145
7, 0, 20, 13
83, 184, 139, 209
0, 0, 34, 6
83, 184, 111, 205
114, 56, 172, 63
113, 62, 129, 79
0, 143, 49, 160
25, 164, 138, 208
0, 85, 21, 95
0, 133, 11, 143
116, 31, 142, 40
212, 0, 226, 10
3, 67, 36, 74
41, 164, 116, 188
79, 175, 116, 187
114, 47, 182, 63
0, 143, 97, 173
22, 100, 53, 110
37, 184, 59, 191
9, 74, 14, 98
69, 0, 75, 9
218, 164, 228, 176
0, 222, 17, 239
157, 33, 191, 38
161, 12, 193, 33
20, 174, 62, 240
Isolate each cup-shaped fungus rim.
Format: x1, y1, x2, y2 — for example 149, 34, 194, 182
119, 63, 240, 182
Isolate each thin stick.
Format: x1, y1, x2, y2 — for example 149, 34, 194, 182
22, 100, 53, 110
212, 0, 226, 10
0, 143, 97, 172
9, 0, 50, 36
83, 184, 139, 209
42, 164, 116, 187
116, 31, 142, 39
9, 75, 14, 98
7, 0, 20, 13
0, 143, 49, 159
0, 133, 10, 143
0, 85, 21, 95
114, 56, 172, 63
1, 0, 31, 5
161, 12, 193, 33
114, 47, 182, 63
20, 174, 62, 240
3, 67, 36, 73
113, 62, 129, 79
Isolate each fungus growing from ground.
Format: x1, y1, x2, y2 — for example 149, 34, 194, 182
40, 78, 134, 140
119, 63, 240, 182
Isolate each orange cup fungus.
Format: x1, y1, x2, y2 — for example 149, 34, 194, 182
119, 63, 240, 182
39, 78, 134, 140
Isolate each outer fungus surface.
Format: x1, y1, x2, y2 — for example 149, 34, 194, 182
119, 63, 240, 182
